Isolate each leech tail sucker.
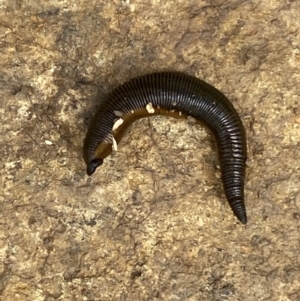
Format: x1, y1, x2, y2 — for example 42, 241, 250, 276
83, 72, 247, 224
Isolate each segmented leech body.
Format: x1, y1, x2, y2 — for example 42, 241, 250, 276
83, 72, 247, 224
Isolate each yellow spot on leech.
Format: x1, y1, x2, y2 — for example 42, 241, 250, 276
112, 137, 118, 151
187, 116, 196, 123
112, 118, 124, 131
114, 110, 124, 117
146, 103, 155, 114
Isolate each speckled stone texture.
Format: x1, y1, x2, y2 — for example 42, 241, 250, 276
1, 0, 300, 300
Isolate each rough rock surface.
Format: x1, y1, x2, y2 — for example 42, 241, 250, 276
1, 0, 300, 300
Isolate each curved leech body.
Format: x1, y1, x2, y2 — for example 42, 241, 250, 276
83, 72, 247, 224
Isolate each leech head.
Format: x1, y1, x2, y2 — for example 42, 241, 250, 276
86, 158, 103, 176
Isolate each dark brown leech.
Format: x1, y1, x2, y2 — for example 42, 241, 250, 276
83, 72, 247, 224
